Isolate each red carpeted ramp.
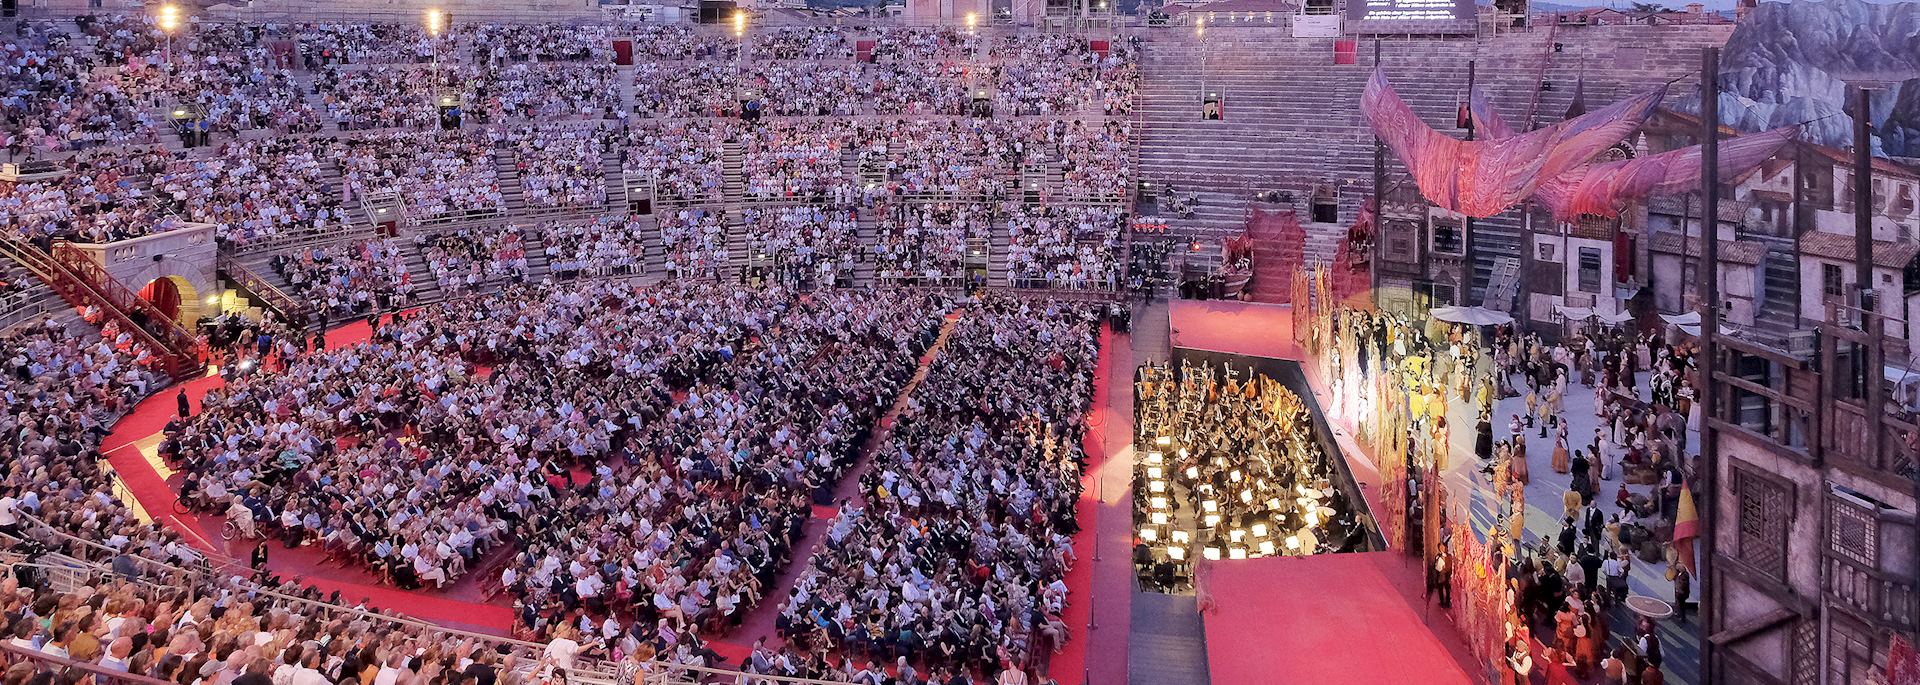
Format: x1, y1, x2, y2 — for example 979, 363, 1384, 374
1197, 552, 1480, 685
1247, 208, 1305, 304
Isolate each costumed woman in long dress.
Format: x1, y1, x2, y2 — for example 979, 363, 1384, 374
1551, 429, 1571, 474
1510, 436, 1531, 485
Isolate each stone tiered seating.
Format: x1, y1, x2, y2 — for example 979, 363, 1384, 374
1137, 24, 1733, 295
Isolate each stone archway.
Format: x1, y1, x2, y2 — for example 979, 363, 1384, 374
138, 274, 202, 327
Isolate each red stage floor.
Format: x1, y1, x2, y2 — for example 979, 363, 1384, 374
1168, 300, 1301, 361
1198, 552, 1481, 685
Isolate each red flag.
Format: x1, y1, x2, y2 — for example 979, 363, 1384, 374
1671, 483, 1699, 573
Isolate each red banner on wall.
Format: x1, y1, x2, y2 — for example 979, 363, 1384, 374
1333, 40, 1357, 65
1090, 39, 1110, 58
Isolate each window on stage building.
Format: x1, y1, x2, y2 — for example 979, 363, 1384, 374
1385, 220, 1419, 263
1731, 463, 1790, 582
1823, 263, 1844, 299
1431, 219, 1462, 256
1825, 492, 1879, 571
1577, 247, 1601, 293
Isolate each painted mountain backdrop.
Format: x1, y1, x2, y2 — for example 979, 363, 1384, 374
1678, 0, 1920, 157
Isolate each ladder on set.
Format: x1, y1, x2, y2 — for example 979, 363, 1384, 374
1482, 256, 1521, 311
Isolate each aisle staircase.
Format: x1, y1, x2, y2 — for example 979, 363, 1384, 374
495, 150, 528, 213
988, 220, 1011, 288
601, 149, 629, 212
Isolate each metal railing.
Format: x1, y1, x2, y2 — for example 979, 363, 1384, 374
217, 253, 313, 328
5, 513, 619, 683
0, 639, 176, 685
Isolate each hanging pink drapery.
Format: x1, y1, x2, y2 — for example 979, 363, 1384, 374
1363, 68, 1664, 218
1466, 86, 1798, 221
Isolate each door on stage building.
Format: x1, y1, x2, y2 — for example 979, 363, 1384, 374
139, 277, 181, 322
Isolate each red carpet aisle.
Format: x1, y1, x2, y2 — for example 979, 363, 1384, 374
718, 312, 964, 666
1052, 323, 1133, 685
1198, 552, 1480, 685
97, 316, 518, 634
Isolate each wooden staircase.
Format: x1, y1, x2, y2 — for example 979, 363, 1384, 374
217, 254, 314, 330
0, 240, 204, 381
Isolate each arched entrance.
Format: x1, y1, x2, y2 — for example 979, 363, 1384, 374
138, 275, 201, 326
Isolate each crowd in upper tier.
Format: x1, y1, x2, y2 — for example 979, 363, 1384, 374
0, 16, 1139, 299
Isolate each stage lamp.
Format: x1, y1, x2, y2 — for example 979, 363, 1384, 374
1203, 513, 1221, 528
1229, 546, 1248, 560
1258, 540, 1276, 556
1167, 545, 1187, 561
1148, 480, 1165, 493
965, 12, 977, 31
1202, 546, 1221, 561
1285, 536, 1301, 550
424, 8, 444, 37
1146, 466, 1163, 479
1139, 527, 1158, 543
1172, 530, 1190, 545
1201, 499, 1217, 513
1150, 512, 1169, 525
733, 10, 746, 38
1250, 522, 1267, 538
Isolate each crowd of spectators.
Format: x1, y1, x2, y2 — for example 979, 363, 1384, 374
741, 205, 859, 288
620, 120, 723, 202
537, 216, 648, 281
270, 238, 415, 316
501, 126, 609, 210
657, 207, 728, 280
773, 297, 1097, 683
871, 202, 989, 286
157, 137, 346, 245
418, 225, 530, 295
340, 131, 503, 223
0, 146, 174, 243
1005, 206, 1125, 291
